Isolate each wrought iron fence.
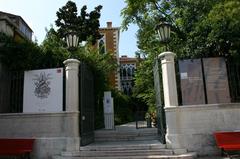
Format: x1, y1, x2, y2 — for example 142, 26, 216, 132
226, 58, 240, 102
176, 57, 240, 104
135, 111, 153, 129
135, 111, 146, 129
0, 71, 24, 113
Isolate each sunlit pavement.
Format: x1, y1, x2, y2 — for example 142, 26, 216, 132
197, 157, 230, 159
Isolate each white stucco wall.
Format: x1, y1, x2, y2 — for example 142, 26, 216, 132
0, 112, 80, 159
165, 103, 240, 156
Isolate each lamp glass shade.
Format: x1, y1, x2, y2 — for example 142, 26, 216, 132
156, 21, 171, 43
66, 32, 79, 48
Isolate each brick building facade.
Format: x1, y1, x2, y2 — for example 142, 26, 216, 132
99, 22, 121, 90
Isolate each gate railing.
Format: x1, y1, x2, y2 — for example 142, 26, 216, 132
135, 110, 155, 129
79, 62, 95, 146
226, 58, 240, 102
0, 71, 24, 113
176, 57, 240, 105
135, 111, 147, 129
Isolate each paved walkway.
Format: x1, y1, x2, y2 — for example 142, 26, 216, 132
197, 157, 229, 159
115, 121, 151, 131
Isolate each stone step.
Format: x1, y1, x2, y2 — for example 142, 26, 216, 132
54, 140, 196, 159
95, 132, 158, 137
80, 140, 165, 150
54, 152, 197, 159
63, 149, 174, 157
80, 145, 165, 151
95, 136, 159, 142
95, 133, 158, 137
95, 129, 158, 142
95, 128, 157, 134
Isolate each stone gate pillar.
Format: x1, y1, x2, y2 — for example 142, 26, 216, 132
158, 52, 178, 107
63, 59, 80, 112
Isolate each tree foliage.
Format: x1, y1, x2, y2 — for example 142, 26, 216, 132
40, 27, 69, 68
0, 33, 43, 71
133, 54, 155, 106
122, 0, 240, 58
55, 1, 102, 44
122, 0, 240, 110
0, 29, 70, 71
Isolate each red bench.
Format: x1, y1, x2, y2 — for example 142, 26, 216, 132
214, 132, 240, 158
0, 138, 35, 159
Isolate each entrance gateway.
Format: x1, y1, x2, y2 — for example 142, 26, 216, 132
79, 62, 163, 146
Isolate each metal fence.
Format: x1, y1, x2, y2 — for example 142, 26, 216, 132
226, 58, 240, 102
0, 71, 24, 113
135, 110, 154, 129
135, 111, 147, 128
176, 57, 240, 104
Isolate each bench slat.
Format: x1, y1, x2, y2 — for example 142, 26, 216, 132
0, 138, 35, 156
214, 131, 240, 157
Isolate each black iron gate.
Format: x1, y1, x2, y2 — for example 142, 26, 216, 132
135, 109, 148, 129
226, 57, 240, 102
79, 63, 95, 146
0, 67, 24, 113
153, 59, 166, 144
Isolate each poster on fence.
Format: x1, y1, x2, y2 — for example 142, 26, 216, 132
23, 68, 63, 113
179, 59, 206, 105
203, 57, 230, 104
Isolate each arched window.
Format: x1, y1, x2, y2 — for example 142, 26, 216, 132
132, 68, 135, 77
123, 68, 127, 79
127, 67, 131, 77
99, 39, 105, 54
98, 34, 106, 54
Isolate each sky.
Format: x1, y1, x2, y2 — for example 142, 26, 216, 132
0, 0, 138, 57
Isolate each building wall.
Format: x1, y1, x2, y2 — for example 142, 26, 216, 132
0, 112, 80, 159
0, 20, 14, 36
0, 11, 32, 41
18, 20, 32, 40
165, 103, 240, 156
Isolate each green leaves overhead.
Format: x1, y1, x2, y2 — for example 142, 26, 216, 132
122, 0, 240, 110
122, 0, 240, 58
121, 0, 173, 30
55, 1, 102, 44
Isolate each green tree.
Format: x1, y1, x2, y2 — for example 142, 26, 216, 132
133, 54, 155, 108
122, 0, 240, 111
0, 33, 43, 71
55, 1, 102, 44
40, 27, 69, 68
122, 0, 240, 58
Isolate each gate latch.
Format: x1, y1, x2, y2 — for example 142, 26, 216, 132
82, 116, 85, 120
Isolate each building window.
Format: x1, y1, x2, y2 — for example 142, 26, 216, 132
121, 81, 133, 96
98, 34, 106, 54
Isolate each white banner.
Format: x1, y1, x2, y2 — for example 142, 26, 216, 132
23, 68, 63, 113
